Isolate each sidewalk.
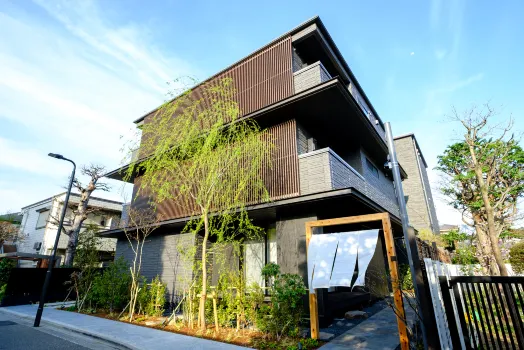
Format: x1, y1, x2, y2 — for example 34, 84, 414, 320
319, 304, 416, 350
0, 305, 250, 350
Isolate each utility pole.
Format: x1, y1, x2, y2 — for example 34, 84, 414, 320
384, 123, 439, 349
34, 153, 76, 327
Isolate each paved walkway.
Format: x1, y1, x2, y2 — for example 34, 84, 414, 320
319, 304, 416, 350
0, 305, 249, 350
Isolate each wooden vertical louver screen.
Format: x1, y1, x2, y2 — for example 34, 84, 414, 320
142, 36, 293, 125
131, 119, 300, 221
132, 36, 297, 221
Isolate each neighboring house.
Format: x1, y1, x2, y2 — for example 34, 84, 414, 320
439, 224, 459, 235
17, 193, 122, 267
394, 133, 440, 234
103, 17, 415, 323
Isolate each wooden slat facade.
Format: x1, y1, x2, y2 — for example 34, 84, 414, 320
131, 119, 300, 221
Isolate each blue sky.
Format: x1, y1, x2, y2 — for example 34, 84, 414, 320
1, 0, 523, 225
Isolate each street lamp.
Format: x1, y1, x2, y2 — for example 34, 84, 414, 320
34, 153, 76, 327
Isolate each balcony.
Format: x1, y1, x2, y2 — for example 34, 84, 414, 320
298, 148, 399, 216
293, 61, 331, 93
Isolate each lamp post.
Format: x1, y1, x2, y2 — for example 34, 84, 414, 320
34, 153, 76, 327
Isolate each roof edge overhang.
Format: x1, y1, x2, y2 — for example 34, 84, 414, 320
106, 78, 407, 182
133, 16, 322, 125
100, 187, 401, 238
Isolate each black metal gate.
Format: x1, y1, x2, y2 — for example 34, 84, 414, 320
439, 276, 524, 349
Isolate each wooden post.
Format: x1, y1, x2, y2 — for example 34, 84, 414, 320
305, 223, 320, 340
189, 288, 193, 329
305, 213, 409, 348
382, 215, 409, 350
212, 291, 219, 332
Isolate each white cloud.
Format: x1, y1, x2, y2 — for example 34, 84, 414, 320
0, 138, 71, 178
410, 52, 415, 56
0, 1, 198, 212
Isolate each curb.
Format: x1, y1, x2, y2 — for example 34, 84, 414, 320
0, 307, 137, 350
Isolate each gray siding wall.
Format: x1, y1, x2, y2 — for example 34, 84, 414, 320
292, 48, 306, 72
296, 123, 313, 155
115, 232, 196, 301
293, 62, 331, 93
298, 148, 399, 216
394, 137, 439, 233
359, 149, 397, 203
276, 214, 318, 285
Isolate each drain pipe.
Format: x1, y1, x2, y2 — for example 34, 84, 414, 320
384, 122, 431, 349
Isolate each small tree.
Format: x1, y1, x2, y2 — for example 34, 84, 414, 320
123, 207, 161, 321
437, 103, 524, 275
126, 78, 273, 329
68, 224, 102, 312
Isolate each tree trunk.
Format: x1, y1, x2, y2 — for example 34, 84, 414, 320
199, 210, 210, 330
472, 219, 498, 275
468, 144, 508, 276
64, 215, 83, 266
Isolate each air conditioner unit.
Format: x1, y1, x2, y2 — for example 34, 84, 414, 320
33, 242, 42, 250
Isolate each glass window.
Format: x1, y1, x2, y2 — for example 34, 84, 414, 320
366, 158, 379, 178
35, 209, 50, 229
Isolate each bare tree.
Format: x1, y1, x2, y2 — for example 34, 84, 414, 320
55, 165, 110, 266
122, 207, 161, 321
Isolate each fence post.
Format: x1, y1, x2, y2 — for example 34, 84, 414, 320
439, 276, 462, 349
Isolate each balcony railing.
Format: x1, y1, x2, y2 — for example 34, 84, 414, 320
293, 61, 331, 93
298, 148, 399, 216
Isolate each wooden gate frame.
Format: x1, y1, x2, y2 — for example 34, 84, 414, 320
305, 212, 409, 349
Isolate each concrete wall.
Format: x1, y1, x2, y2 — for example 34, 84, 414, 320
394, 136, 439, 233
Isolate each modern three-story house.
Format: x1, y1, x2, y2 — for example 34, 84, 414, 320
103, 17, 431, 324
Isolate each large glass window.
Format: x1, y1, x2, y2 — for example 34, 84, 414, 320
244, 228, 278, 287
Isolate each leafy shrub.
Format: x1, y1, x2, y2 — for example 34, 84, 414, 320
144, 276, 166, 317
91, 257, 131, 313
399, 264, 413, 290
261, 262, 280, 289
0, 284, 6, 304
509, 242, 524, 274
256, 269, 307, 339
0, 258, 15, 285
452, 247, 478, 265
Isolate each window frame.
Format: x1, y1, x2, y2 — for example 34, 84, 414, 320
365, 158, 380, 178
35, 209, 50, 229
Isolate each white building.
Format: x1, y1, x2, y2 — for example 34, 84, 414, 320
17, 193, 122, 266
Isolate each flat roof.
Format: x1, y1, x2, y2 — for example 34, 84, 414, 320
132, 16, 385, 130
21, 192, 123, 210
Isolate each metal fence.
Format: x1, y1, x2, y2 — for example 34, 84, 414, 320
439, 275, 524, 349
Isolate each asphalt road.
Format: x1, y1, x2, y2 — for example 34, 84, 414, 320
0, 312, 122, 350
